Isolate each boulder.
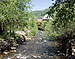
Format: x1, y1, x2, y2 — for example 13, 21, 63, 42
0, 40, 12, 53
3, 50, 9, 55
16, 30, 26, 35
16, 36, 24, 44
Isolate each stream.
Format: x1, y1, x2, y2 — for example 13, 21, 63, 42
0, 31, 62, 59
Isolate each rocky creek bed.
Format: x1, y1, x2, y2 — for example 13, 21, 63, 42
0, 31, 67, 59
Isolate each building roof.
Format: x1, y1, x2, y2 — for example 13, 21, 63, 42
37, 19, 43, 22
43, 14, 52, 20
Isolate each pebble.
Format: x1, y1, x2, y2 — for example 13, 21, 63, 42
43, 40, 47, 43
8, 57, 11, 59
33, 56, 41, 58
11, 47, 16, 50
17, 56, 20, 58
3, 51, 9, 55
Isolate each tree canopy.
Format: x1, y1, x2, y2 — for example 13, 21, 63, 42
0, 0, 38, 39
45, 0, 75, 39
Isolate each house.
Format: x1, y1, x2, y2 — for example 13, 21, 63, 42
43, 14, 53, 21
36, 19, 43, 26
37, 19, 43, 22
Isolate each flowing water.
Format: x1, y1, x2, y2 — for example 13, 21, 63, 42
0, 31, 62, 59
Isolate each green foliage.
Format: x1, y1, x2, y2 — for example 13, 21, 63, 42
45, 1, 75, 39
28, 16, 38, 36
0, 0, 38, 39
31, 9, 50, 19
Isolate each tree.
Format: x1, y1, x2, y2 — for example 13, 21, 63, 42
45, 0, 75, 55
0, 0, 33, 39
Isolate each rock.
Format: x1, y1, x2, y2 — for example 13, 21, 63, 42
58, 53, 65, 56
20, 56, 29, 59
16, 56, 20, 58
8, 57, 11, 59
43, 40, 47, 43
16, 30, 27, 44
3, 51, 9, 55
10, 38, 14, 40
27, 56, 35, 59
0, 39, 12, 53
49, 56, 55, 59
26, 55, 41, 59
10, 50, 16, 53
11, 47, 16, 50
13, 42, 17, 46
25, 36, 31, 41
20, 56, 24, 59
0, 40, 8, 45
49, 53, 55, 56
16, 31, 26, 35
16, 36, 24, 44
33, 55, 41, 59
72, 49, 75, 55
54, 51, 60, 54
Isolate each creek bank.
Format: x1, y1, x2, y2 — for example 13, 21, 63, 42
0, 35, 27, 54
0, 30, 33, 54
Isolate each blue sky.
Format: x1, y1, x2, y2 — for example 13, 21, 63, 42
32, 0, 55, 11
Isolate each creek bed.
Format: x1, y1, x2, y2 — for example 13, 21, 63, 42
0, 31, 63, 59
